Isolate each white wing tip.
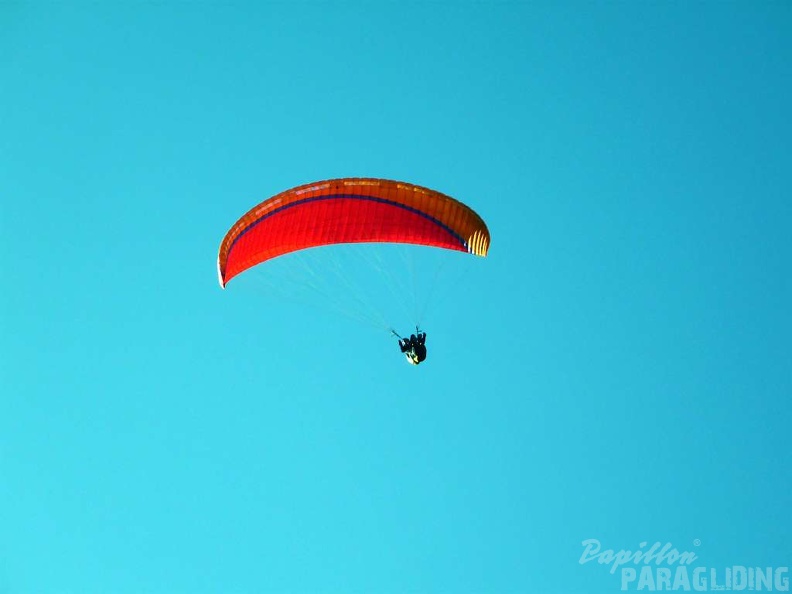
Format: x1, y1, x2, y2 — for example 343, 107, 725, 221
217, 257, 226, 289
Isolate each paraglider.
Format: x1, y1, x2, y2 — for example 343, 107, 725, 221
394, 328, 427, 365
217, 178, 490, 365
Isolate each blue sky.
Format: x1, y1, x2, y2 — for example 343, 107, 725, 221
1, 2, 790, 593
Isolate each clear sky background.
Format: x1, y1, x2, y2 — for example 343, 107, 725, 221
1, 2, 790, 593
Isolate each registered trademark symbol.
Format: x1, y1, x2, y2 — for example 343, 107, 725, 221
693, 539, 701, 547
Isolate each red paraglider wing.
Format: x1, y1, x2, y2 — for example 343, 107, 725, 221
217, 178, 490, 288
